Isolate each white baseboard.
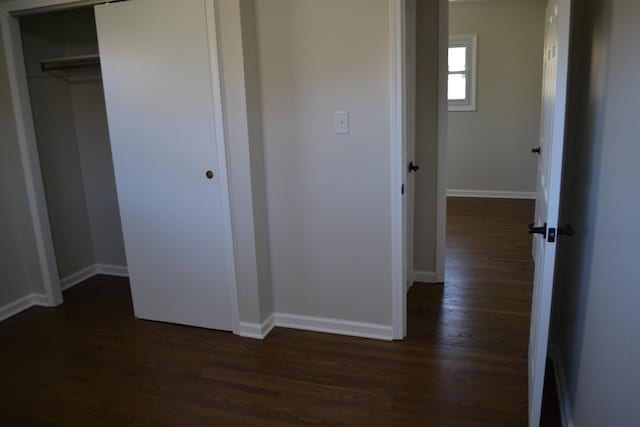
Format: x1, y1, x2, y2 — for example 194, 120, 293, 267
447, 189, 536, 200
413, 270, 438, 284
0, 293, 49, 322
60, 265, 98, 290
549, 344, 574, 427
406, 270, 415, 293
273, 313, 393, 341
96, 264, 129, 277
237, 314, 275, 340
61, 264, 129, 291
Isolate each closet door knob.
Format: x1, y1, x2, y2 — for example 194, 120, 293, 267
205, 170, 214, 180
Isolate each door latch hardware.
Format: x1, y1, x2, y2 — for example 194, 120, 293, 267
558, 225, 575, 237
408, 162, 420, 173
529, 223, 547, 238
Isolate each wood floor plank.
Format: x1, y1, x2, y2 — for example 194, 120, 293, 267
0, 198, 563, 426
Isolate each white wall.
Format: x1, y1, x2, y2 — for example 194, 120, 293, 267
551, 0, 640, 425
0, 25, 46, 307
447, 0, 545, 195
72, 82, 126, 267
254, 0, 393, 325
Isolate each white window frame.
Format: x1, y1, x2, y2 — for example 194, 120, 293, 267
448, 34, 477, 112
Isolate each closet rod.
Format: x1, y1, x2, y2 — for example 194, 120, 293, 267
40, 54, 100, 73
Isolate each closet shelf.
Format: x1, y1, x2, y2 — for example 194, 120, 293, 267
40, 54, 101, 81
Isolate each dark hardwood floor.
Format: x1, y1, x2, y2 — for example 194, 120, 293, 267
0, 198, 561, 426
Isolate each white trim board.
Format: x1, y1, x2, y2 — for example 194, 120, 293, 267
549, 344, 575, 427
273, 313, 394, 341
60, 264, 129, 291
389, 0, 407, 340
0, 293, 49, 322
60, 265, 97, 290
239, 313, 394, 341
406, 270, 416, 294
435, 0, 448, 284
1, 6, 63, 307
413, 271, 438, 284
181, 312, 394, 342
96, 264, 128, 277
447, 189, 537, 199
238, 315, 275, 340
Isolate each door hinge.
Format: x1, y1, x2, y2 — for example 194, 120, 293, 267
401, 184, 405, 195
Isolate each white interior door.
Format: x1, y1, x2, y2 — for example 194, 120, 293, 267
95, 0, 234, 331
528, 0, 572, 425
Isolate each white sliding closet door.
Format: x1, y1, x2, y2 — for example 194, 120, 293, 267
95, 0, 234, 331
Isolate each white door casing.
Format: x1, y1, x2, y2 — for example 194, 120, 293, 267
95, 0, 236, 331
391, 0, 408, 339
528, 0, 572, 425
405, 0, 416, 292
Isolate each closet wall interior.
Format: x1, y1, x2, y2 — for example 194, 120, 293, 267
20, 7, 127, 281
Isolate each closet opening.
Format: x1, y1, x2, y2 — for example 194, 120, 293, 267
12, 0, 239, 332
19, 6, 128, 295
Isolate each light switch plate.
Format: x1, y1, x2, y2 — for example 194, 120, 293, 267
334, 111, 350, 135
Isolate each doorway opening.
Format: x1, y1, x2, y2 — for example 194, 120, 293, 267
18, 6, 128, 296
442, 0, 545, 333
408, 0, 571, 425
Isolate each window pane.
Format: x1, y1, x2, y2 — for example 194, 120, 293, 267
448, 74, 467, 101
448, 47, 466, 72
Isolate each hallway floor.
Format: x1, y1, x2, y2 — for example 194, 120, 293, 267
0, 198, 560, 426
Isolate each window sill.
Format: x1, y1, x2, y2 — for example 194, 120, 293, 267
448, 104, 477, 112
